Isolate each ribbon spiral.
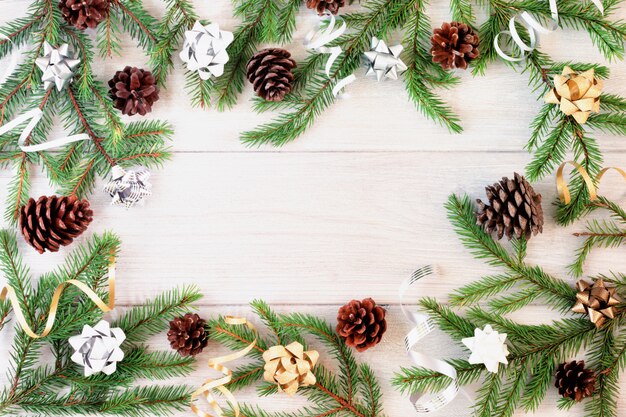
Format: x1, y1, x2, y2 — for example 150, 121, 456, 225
0, 254, 116, 339
191, 317, 258, 417
400, 265, 459, 413
556, 161, 626, 204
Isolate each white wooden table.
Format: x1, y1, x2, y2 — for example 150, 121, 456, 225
1, 1, 626, 415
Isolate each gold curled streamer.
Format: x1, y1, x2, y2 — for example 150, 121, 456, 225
556, 161, 626, 204
0, 254, 116, 339
191, 316, 257, 417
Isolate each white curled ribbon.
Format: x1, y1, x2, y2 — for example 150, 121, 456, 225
0, 33, 19, 87
0, 108, 90, 152
494, 0, 604, 61
400, 265, 459, 413
304, 13, 356, 96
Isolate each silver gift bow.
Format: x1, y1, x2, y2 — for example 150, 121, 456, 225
180, 22, 234, 80
104, 165, 152, 208
35, 42, 80, 91
400, 266, 460, 413
364, 37, 407, 81
69, 320, 126, 377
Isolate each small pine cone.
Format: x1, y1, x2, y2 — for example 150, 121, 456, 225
59, 0, 109, 30
20, 195, 93, 254
476, 173, 544, 241
336, 298, 387, 352
246, 48, 297, 102
167, 313, 209, 357
306, 0, 345, 15
108, 66, 159, 116
555, 360, 596, 402
430, 21, 480, 70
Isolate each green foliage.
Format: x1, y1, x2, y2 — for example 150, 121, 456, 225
208, 299, 386, 417
0, 231, 199, 416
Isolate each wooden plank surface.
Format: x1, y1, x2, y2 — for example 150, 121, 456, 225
1, 0, 626, 416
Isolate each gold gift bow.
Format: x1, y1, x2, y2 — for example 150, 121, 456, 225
263, 342, 319, 396
556, 161, 626, 205
191, 316, 257, 417
0, 254, 116, 339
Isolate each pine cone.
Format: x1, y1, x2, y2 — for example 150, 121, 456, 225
336, 298, 387, 352
476, 173, 544, 241
108, 66, 159, 116
306, 0, 345, 15
167, 313, 209, 357
555, 360, 596, 402
430, 21, 480, 70
20, 195, 93, 254
246, 48, 297, 102
59, 0, 109, 30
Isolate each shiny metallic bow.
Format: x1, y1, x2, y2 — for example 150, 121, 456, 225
104, 165, 152, 208
69, 320, 126, 376
572, 279, 621, 328
263, 342, 319, 395
462, 325, 509, 373
180, 22, 234, 80
545, 66, 603, 125
35, 42, 80, 91
364, 37, 407, 81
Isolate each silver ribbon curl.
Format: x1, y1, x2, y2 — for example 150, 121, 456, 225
364, 37, 407, 81
400, 265, 459, 413
180, 22, 234, 80
304, 13, 356, 97
494, 0, 604, 61
104, 165, 152, 208
35, 42, 80, 91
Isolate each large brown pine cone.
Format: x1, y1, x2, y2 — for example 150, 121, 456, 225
555, 360, 596, 402
59, 0, 109, 30
108, 66, 159, 116
246, 48, 297, 102
430, 21, 480, 70
20, 195, 93, 254
306, 0, 345, 15
476, 173, 544, 241
336, 298, 387, 352
167, 313, 209, 357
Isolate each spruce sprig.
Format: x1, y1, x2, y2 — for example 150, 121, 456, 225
0, 230, 199, 417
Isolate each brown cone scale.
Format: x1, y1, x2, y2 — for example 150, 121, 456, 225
167, 313, 209, 357
246, 48, 296, 102
336, 298, 387, 352
20, 195, 93, 254
555, 360, 596, 402
306, 0, 345, 15
430, 21, 480, 70
476, 173, 544, 241
108, 66, 160, 116
59, 0, 109, 30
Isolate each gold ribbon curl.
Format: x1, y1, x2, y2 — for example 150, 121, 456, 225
0, 254, 116, 339
556, 161, 626, 204
191, 316, 257, 417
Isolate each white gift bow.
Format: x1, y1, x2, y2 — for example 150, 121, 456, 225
304, 13, 356, 96
0, 34, 19, 87
0, 108, 90, 152
400, 265, 460, 413
494, 0, 604, 61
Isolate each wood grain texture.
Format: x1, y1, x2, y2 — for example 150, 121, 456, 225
1, 0, 626, 416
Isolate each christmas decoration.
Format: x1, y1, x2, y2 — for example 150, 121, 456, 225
476, 173, 544, 241
572, 279, 621, 328
103, 166, 152, 208
246, 48, 297, 102
167, 313, 209, 357
263, 342, 319, 395
35, 42, 80, 91
336, 298, 387, 352
209, 300, 385, 417
306, 0, 344, 15
544, 66, 603, 124
69, 320, 126, 376
0, 230, 201, 415
461, 325, 509, 373
363, 37, 407, 81
555, 360, 596, 402
109, 66, 160, 116
20, 195, 93, 254
180, 22, 233, 80
429, 22, 480, 70
58, 0, 109, 30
